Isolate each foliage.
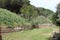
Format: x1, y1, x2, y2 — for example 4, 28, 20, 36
0, 0, 54, 22
0, 0, 30, 13
31, 16, 51, 25
37, 7, 54, 18
0, 0, 55, 28
20, 5, 38, 21
52, 3, 60, 26
0, 8, 31, 28
52, 13, 58, 24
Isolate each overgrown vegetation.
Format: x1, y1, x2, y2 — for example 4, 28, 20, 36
52, 3, 60, 26
0, 8, 31, 28
31, 16, 51, 25
51, 3, 60, 40
0, 0, 54, 28
37, 7, 54, 18
0, 0, 30, 13
0, 0, 60, 40
20, 5, 38, 21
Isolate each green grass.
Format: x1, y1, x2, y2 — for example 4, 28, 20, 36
2, 26, 59, 40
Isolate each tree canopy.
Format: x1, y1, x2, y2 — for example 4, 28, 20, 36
52, 3, 60, 26
0, 0, 55, 28
20, 5, 38, 21
0, 0, 30, 13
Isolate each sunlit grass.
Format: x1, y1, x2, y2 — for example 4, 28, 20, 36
2, 26, 59, 40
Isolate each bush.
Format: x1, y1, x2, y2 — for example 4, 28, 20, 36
31, 16, 52, 25
0, 8, 31, 28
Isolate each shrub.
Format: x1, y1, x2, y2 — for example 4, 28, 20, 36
0, 8, 31, 28
31, 16, 52, 25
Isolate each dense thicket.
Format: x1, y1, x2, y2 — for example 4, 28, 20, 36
31, 16, 51, 25
0, 0, 54, 28
0, 8, 31, 28
0, 0, 30, 13
37, 7, 54, 19
20, 5, 38, 21
0, 0, 54, 20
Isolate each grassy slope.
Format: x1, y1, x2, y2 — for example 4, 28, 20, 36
2, 26, 59, 40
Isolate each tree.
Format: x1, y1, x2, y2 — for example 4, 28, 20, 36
31, 16, 51, 25
52, 3, 60, 26
0, 0, 30, 13
20, 5, 38, 21
37, 7, 54, 18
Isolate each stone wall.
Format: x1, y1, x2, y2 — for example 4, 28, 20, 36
1, 24, 53, 33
